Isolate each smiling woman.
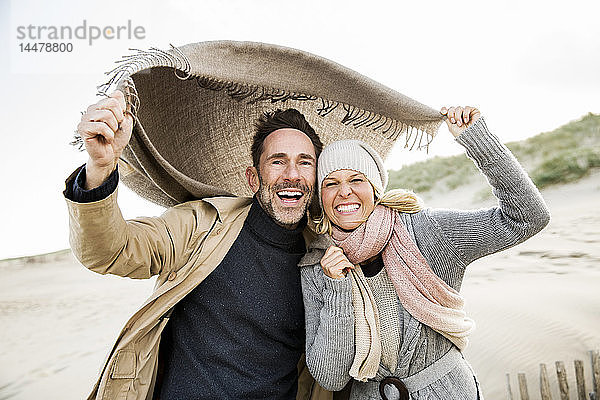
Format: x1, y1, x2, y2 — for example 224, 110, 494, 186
299, 108, 551, 399
321, 170, 375, 231
315, 139, 422, 236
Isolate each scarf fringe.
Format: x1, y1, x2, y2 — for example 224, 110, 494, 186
70, 45, 437, 151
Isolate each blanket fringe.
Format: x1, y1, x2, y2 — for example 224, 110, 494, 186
71, 45, 436, 152
98, 45, 191, 95
195, 75, 433, 150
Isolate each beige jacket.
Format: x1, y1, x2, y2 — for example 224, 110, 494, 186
66, 190, 330, 400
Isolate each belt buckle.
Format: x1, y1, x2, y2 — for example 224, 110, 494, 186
379, 377, 409, 400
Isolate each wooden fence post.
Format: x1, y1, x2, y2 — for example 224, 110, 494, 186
592, 350, 600, 399
506, 350, 600, 400
519, 373, 530, 400
556, 361, 570, 400
507, 373, 514, 400
573, 360, 586, 400
540, 363, 553, 400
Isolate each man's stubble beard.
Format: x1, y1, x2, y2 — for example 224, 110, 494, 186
256, 173, 314, 229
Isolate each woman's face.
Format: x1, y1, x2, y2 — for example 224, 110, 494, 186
321, 169, 376, 231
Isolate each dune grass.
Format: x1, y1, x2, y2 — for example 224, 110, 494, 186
388, 113, 600, 192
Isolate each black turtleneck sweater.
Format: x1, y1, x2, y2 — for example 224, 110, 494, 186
159, 197, 307, 400
64, 169, 307, 399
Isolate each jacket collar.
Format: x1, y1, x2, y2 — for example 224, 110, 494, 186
203, 196, 253, 222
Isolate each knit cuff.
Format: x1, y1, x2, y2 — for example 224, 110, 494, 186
64, 164, 119, 203
322, 275, 353, 317
455, 117, 509, 168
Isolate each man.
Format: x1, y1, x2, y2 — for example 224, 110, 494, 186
64, 90, 327, 399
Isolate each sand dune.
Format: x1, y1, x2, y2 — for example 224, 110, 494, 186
1, 172, 598, 399
461, 171, 600, 399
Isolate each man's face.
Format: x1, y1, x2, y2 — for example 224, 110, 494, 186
246, 128, 317, 229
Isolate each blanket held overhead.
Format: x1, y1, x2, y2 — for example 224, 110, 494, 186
81, 41, 443, 207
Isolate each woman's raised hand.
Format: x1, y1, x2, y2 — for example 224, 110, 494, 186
441, 106, 481, 138
321, 246, 355, 280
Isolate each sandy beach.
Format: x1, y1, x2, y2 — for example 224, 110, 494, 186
1, 172, 599, 400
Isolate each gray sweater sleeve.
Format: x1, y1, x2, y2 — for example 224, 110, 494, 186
300, 264, 355, 391
426, 117, 551, 265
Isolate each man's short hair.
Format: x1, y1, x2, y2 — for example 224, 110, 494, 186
251, 109, 323, 169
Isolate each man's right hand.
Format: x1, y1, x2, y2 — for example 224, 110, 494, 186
77, 90, 133, 190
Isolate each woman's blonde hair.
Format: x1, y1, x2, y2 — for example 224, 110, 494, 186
314, 182, 424, 235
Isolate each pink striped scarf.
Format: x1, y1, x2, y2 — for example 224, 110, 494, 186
332, 205, 475, 354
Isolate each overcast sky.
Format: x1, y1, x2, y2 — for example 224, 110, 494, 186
1, 0, 599, 259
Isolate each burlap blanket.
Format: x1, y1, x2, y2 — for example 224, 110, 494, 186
76, 41, 443, 207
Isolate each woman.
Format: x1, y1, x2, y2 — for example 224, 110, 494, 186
299, 106, 550, 400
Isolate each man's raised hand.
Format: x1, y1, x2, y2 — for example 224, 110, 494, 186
77, 90, 133, 189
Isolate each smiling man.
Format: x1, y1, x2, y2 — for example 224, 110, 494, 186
247, 123, 318, 229
63, 92, 327, 400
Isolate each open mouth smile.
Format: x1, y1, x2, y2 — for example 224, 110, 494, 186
276, 189, 305, 206
335, 203, 360, 214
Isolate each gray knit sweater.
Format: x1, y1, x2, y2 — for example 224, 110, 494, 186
299, 118, 550, 399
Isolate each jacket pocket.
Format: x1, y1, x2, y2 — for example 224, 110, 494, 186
99, 349, 136, 400
110, 349, 137, 379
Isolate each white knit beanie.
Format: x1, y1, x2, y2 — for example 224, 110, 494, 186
317, 139, 388, 195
